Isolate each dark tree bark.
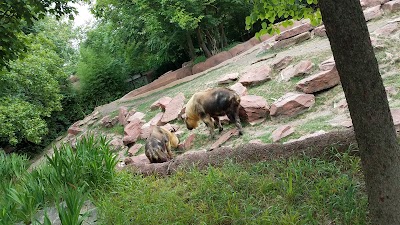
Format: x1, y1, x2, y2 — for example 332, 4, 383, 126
185, 32, 196, 60
319, 0, 400, 223
196, 27, 212, 58
219, 23, 228, 49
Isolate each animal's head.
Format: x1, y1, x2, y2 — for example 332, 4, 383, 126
185, 116, 199, 130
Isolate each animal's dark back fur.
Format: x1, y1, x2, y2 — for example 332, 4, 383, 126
197, 88, 240, 117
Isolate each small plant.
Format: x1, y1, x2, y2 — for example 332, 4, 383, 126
0, 151, 28, 183
56, 185, 90, 225
46, 134, 118, 188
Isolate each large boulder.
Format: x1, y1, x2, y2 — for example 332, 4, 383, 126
239, 65, 272, 86
150, 96, 172, 111
314, 25, 326, 37
363, 5, 383, 21
229, 42, 255, 56
276, 23, 313, 41
372, 22, 399, 36
360, 0, 389, 9
239, 95, 270, 124
319, 56, 335, 71
296, 66, 340, 94
279, 60, 314, 82
192, 61, 209, 74
382, 0, 400, 13
127, 112, 145, 123
230, 82, 248, 96
204, 51, 233, 68
271, 56, 294, 71
218, 72, 239, 85
118, 106, 129, 126
272, 32, 311, 50
161, 93, 186, 123
124, 118, 144, 145
270, 92, 315, 117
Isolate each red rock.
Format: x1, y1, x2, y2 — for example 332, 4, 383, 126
391, 108, 400, 132
109, 138, 125, 151
183, 133, 196, 150
118, 106, 129, 125
149, 112, 164, 126
127, 112, 145, 123
276, 23, 313, 41
128, 144, 143, 156
67, 126, 83, 135
279, 60, 314, 81
229, 82, 248, 96
319, 56, 335, 71
161, 93, 186, 123
161, 123, 180, 132
314, 25, 326, 37
382, 0, 400, 13
271, 56, 294, 71
218, 73, 239, 85
272, 32, 311, 50
334, 99, 348, 109
192, 61, 209, 74
123, 135, 138, 146
386, 86, 398, 97
140, 124, 154, 140
101, 115, 119, 128
361, 0, 389, 9
270, 92, 315, 117
150, 97, 172, 111
239, 95, 270, 124
296, 66, 340, 94
284, 130, 327, 144
272, 125, 295, 142
124, 118, 144, 138
229, 42, 255, 56
239, 65, 272, 86
205, 51, 233, 68
209, 128, 239, 151
372, 22, 399, 36
130, 154, 150, 165
249, 139, 263, 144
363, 5, 383, 21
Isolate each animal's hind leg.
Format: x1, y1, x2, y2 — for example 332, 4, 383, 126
227, 111, 243, 135
213, 116, 223, 133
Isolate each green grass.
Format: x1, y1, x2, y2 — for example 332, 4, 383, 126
0, 135, 118, 225
94, 149, 369, 225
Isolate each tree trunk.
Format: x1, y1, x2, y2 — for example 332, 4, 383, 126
196, 27, 212, 58
319, 0, 400, 223
185, 32, 196, 60
219, 23, 228, 49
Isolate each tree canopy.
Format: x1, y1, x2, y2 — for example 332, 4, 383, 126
0, 0, 81, 68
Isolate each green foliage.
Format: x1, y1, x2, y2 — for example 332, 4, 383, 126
0, 151, 28, 182
56, 186, 90, 225
1, 135, 117, 224
246, 0, 322, 38
46, 135, 118, 189
0, 0, 80, 68
95, 151, 368, 224
0, 17, 85, 148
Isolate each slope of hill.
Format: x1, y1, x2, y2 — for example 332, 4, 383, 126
30, 7, 400, 173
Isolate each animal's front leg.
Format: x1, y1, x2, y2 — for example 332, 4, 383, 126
202, 115, 215, 139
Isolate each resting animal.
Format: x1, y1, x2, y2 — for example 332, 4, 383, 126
185, 87, 243, 139
145, 126, 179, 163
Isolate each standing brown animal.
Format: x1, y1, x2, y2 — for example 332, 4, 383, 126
185, 87, 243, 139
145, 126, 179, 163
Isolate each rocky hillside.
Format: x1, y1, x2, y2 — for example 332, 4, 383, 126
31, 1, 400, 172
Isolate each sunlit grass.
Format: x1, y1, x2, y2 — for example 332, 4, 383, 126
94, 149, 369, 225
